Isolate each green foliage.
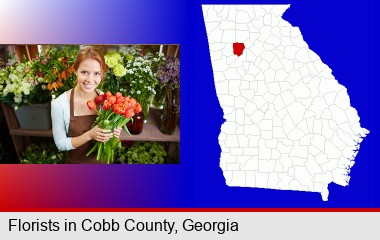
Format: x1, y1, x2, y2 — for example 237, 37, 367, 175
116, 142, 167, 164
20, 141, 65, 164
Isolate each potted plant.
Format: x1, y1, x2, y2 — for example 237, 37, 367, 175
0, 46, 78, 130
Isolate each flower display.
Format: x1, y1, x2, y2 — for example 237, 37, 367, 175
0, 46, 78, 108
0, 61, 38, 107
86, 91, 142, 163
33, 46, 78, 94
102, 46, 165, 119
156, 57, 180, 135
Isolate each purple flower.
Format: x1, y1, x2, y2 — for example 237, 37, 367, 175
156, 57, 180, 84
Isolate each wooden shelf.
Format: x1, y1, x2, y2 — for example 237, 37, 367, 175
9, 128, 52, 137
1, 103, 180, 158
7, 109, 180, 141
120, 108, 180, 142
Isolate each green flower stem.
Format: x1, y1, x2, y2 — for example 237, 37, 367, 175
86, 144, 97, 156
97, 143, 103, 160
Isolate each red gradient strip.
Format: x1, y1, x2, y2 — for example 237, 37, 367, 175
0, 165, 184, 208
1, 208, 380, 212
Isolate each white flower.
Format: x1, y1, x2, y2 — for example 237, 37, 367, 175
7, 83, 16, 92
7, 58, 16, 66
16, 65, 24, 73
14, 94, 22, 103
22, 87, 30, 95
9, 74, 18, 82
137, 90, 141, 95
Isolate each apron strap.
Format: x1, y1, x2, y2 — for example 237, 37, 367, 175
70, 88, 75, 121
70, 87, 99, 120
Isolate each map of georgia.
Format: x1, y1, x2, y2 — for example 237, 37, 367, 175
202, 5, 369, 201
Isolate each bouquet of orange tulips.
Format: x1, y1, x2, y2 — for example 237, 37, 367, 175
86, 91, 142, 163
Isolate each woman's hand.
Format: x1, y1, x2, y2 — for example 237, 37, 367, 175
87, 125, 113, 142
113, 127, 122, 139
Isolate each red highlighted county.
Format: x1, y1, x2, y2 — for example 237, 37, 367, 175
233, 42, 245, 57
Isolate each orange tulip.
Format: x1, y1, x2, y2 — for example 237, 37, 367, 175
87, 100, 96, 110
103, 101, 113, 110
115, 92, 123, 99
124, 109, 135, 119
116, 96, 126, 104
134, 103, 142, 113
104, 91, 112, 99
128, 98, 137, 108
107, 96, 117, 105
113, 103, 127, 114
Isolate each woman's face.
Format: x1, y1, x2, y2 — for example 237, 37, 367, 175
75, 58, 102, 93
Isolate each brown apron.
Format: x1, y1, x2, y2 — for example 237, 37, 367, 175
66, 89, 101, 164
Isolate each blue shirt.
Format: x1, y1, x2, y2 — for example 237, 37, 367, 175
51, 91, 74, 151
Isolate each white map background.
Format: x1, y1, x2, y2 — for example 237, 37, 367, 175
202, 5, 369, 201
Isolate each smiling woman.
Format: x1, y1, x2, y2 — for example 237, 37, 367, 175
0, 44, 180, 164
51, 46, 122, 164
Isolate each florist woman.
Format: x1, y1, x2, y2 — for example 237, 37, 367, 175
51, 46, 121, 164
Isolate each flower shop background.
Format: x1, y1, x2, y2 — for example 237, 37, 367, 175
0, 44, 180, 164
